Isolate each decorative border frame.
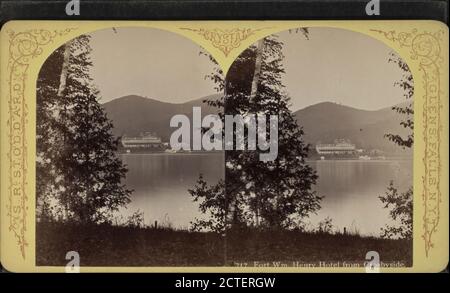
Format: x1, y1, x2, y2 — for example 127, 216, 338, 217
179, 27, 273, 57
371, 28, 445, 257
0, 21, 448, 272
6, 28, 77, 259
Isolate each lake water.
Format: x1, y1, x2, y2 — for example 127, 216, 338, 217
308, 159, 412, 236
120, 153, 225, 230
120, 153, 412, 236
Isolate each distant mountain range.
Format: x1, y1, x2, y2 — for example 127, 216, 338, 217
293, 101, 412, 153
102, 94, 220, 142
102, 94, 412, 153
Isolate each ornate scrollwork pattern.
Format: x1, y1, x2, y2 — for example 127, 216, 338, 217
6, 28, 76, 259
180, 27, 272, 57
372, 29, 445, 257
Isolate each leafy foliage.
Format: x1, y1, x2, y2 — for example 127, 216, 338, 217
36, 44, 66, 221
125, 210, 145, 228
384, 52, 414, 148
380, 52, 413, 240
189, 176, 230, 233
379, 181, 413, 240
191, 34, 321, 232
315, 217, 334, 234
36, 35, 132, 224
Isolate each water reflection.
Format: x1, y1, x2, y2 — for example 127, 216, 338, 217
120, 153, 412, 236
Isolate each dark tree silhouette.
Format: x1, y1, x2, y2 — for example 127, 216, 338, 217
36, 43, 65, 221
379, 182, 413, 239
384, 51, 414, 148
380, 51, 414, 240
189, 176, 228, 233
190, 34, 321, 231
36, 35, 132, 224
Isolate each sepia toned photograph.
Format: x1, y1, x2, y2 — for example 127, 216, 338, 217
36, 26, 413, 267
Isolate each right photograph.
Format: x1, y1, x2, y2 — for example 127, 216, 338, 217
199, 27, 413, 267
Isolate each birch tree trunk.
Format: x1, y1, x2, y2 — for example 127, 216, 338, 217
250, 39, 264, 100
250, 39, 265, 227
56, 42, 71, 219
57, 42, 71, 97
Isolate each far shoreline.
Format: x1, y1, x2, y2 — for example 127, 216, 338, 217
118, 151, 412, 161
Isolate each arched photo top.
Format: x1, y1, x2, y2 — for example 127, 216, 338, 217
225, 26, 414, 113
37, 26, 220, 105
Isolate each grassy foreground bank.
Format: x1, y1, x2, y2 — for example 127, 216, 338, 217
36, 222, 412, 267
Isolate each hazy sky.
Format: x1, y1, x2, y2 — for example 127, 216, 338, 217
90, 27, 408, 111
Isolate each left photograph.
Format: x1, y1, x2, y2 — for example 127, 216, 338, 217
36, 27, 225, 266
